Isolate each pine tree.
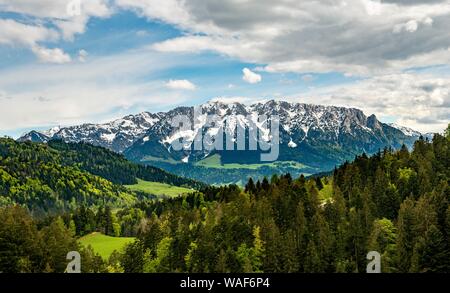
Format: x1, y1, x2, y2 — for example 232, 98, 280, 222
261, 177, 270, 191
260, 218, 281, 272
309, 210, 334, 272
279, 229, 299, 272
122, 241, 145, 273
411, 225, 448, 272
396, 198, 417, 272
245, 178, 256, 194
304, 240, 321, 273
251, 226, 265, 273
0, 206, 43, 273
348, 208, 365, 272
215, 249, 228, 273
104, 206, 114, 236
293, 202, 307, 266
41, 217, 79, 273
236, 243, 253, 273
315, 177, 324, 190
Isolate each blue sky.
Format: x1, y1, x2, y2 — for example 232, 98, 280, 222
0, 0, 449, 137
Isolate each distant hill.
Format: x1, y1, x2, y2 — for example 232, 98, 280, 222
47, 140, 205, 189
0, 139, 204, 214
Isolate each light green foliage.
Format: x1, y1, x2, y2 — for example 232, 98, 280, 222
125, 179, 193, 197
235, 226, 265, 273
79, 232, 135, 260
398, 167, 415, 181
368, 218, 397, 272
318, 178, 333, 202
0, 138, 137, 213
195, 154, 307, 170
143, 236, 173, 273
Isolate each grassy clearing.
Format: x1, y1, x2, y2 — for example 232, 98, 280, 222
79, 232, 135, 260
125, 179, 193, 197
318, 178, 333, 202
195, 154, 307, 170
140, 155, 179, 165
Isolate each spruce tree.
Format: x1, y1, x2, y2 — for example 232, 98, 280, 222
396, 198, 417, 272
315, 177, 324, 190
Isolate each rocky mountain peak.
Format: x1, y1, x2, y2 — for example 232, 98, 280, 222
18, 100, 425, 159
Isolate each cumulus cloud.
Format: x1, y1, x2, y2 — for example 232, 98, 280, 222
165, 79, 197, 90
0, 0, 112, 62
0, 19, 58, 46
127, 0, 450, 76
381, 0, 447, 6
292, 73, 450, 133
0, 0, 112, 39
0, 50, 197, 132
242, 68, 262, 84
393, 17, 433, 33
31, 46, 72, 64
4, 0, 450, 75
0, 19, 70, 64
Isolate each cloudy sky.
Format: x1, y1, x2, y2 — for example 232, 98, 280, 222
1, 0, 449, 137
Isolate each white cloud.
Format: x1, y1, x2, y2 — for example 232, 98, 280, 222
0, 19, 58, 46
0, 0, 112, 22
210, 96, 255, 105
242, 68, 262, 84
132, 0, 450, 76
4, 1, 450, 75
364, 0, 383, 16
31, 46, 72, 64
393, 17, 433, 33
165, 79, 196, 90
0, 0, 112, 38
285, 72, 450, 133
0, 49, 198, 132
0, 19, 71, 64
0, 0, 112, 61
405, 20, 419, 32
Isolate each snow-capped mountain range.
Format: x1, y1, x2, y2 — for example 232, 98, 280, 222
19, 100, 432, 182
387, 123, 423, 138
19, 112, 160, 153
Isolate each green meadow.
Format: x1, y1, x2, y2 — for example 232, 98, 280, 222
79, 232, 135, 260
125, 179, 193, 197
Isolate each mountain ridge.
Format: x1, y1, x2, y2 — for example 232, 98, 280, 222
18, 100, 434, 184
19, 100, 430, 151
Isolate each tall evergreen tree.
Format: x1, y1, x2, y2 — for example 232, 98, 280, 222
396, 198, 417, 272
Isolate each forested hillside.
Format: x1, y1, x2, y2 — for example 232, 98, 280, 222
118, 129, 449, 273
47, 140, 205, 189
0, 138, 135, 215
0, 139, 204, 215
0, 127, 448, 273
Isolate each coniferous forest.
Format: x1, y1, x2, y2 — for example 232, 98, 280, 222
0, 126, 449, 273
